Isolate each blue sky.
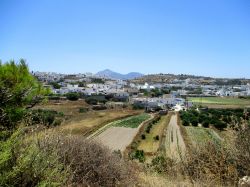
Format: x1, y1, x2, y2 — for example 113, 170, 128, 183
1, 0, 250, 78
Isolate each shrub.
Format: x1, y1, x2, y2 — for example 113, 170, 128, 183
182, 119, 190, 126
0, 130, 69, 186
182, 142, 238, 186
154, 135, 159, 141
92, 105, 107, 110
29, 109, 59, 127
130, 150, 145, 163
141, 134, 146, 140
190, 117, 199, 127
146, 124, 152, 133
235, 125, 250, 177
66, 93, 79, 101
52, 119, 62, 126
202, 120, 210, 128
0, 131, 137, 186
79, 107, 88, 113
132, 104, 145, 110
151, 156, 177, 174
213, 120, 227, 130
85, 96, 107, 105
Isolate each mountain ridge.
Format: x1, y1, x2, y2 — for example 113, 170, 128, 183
96, 69, 143, 80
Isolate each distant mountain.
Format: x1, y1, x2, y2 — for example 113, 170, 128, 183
96, 69, 143, 80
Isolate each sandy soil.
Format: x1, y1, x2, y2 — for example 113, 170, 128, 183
95, 127, 139, 152
165, 114, 186, 160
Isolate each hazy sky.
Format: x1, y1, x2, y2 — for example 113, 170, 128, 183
1, 0, 250, 78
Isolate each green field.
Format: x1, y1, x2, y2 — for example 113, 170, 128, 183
185, 126, 222, 146
188, 97, 250, 107
112, 113, 150, 128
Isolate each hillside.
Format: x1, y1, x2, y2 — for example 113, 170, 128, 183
96, 69, 143, 80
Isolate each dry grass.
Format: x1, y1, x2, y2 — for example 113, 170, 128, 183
19, 131, 138, 186
138, 114, 171, 154
138, 172, 201, 187
34, 100, 143, 136
59, 109, 142, 136
34, 99, 89, 116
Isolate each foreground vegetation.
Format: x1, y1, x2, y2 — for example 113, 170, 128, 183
0, 130, 136, 186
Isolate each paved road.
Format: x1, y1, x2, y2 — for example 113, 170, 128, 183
165, 114, 186, 160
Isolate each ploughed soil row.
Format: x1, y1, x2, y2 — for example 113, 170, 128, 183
94, 114, 154, 152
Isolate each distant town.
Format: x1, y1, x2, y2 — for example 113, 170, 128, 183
32, 69, 250, 112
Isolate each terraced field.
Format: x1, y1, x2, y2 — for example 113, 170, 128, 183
112, 113, 150, 128
92, 114, 152, 151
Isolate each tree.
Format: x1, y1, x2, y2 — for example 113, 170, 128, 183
182, 119, 190, 126
213, 120, 227, 130
190, 116, 199, 127
202, 120, 210, 128
0, 59, 49, 130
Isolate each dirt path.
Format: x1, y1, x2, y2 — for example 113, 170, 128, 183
165, 114, 186, 160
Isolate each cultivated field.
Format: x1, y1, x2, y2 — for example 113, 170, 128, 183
185, 126, 222, 146
188, 97, 250, 108
93, 114, 152, 151
95, 127, 141, 151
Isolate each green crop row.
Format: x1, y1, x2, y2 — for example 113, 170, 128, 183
112, 113, 150, 128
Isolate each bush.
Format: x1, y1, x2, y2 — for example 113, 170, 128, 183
85, 96, 107, 105
182, 119, 190, 126
66, 93, 79, 101
52, 119, 62, 126
202, 120, 210, 128
79, 107, 88, 113
130, 150, 145, 163
146, 124, 152, 133
141, 134, 146, 140
132, 104, 145, 110
213, 120, 227, 130
92, 105, 107, 110
182, 142, 238, 186
235, 125, 250, 177
0, 131, 137, 186
154, 135, 159, 141
151, 156, 177, 174
190, 117, 199, 127
0, 130, 69, 186
29, 109, 60, 127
